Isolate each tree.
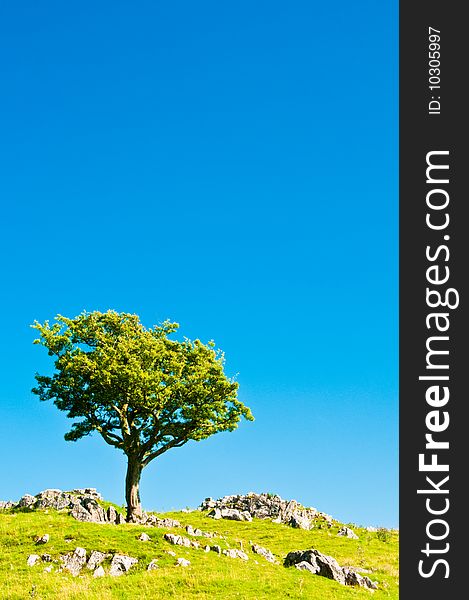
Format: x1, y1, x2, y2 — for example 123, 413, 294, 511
32, 310, 253, 521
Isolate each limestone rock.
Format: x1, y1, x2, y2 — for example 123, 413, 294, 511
284, 548, 377, 590
41, 554, 52, 562
176, 558, 190, 567
295, 560, 317, 573
337, 526, 359, 539
109, 554, 138, 576
199, 493, 331, 528
93, 566, 105, 578
145, 515, 181, 528
27, 554, 40, 567
223, 549, 249, 560
164, 533, 192, 547
18, 494, 36, 508
289, 514, 312, 530
87, 551, 106, 570
0, 500, 15, 509
147, 559, 159, 571
138, 532, 151, 542
62, 547, 87, 576
251, 543, 278, 564
35, 534, 50, 545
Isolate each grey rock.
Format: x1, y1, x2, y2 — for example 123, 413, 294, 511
0, 500, 15, 509
41, 554, 52, 562
35, 534, 50, 545
93, 566, 105, 578
251, 543, 278, 564
87, 551, 106, 570
62, 547, 87, 576
199, 492, 330, 529
289, 513, 312, 530
285, 548, 377, 590
223, 549, 249, 560
107, 506, 118, 523
176, 558, 190, 567
109, 554, 138, 576
210, 545, 222, 554
164, 533, 192, 547
145, 515, 181, 528
295, 560, 318, 573
138, 532, 151, 542
43, 565, 53, 573
337, 526, 359, 539
27, 554, 40, 567
70, 498, 107, 523
18, 494, 36, 508
343, 568, 378, 589
285, 549, 345, 585
147, 559, 159, 571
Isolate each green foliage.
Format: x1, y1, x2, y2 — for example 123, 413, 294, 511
376, 528, 391, 543
32, 310, 253, 467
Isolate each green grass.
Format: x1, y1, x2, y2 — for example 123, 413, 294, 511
0, 506, 398, 599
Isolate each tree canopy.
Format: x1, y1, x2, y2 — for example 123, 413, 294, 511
32, 310, 253, 520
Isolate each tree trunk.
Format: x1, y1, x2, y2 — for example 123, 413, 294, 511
125, 456, 143, 522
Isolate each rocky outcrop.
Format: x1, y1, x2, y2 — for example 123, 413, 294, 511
199, 493, 332, 530
284, 549, 377, 590
61, 547, 87, 576
251, 543, 278, 564
337, 526, 359, 539
1, 488, 126, 525
109, 554, 138, 577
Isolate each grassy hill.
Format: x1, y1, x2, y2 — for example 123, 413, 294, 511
0, 499, 398, 599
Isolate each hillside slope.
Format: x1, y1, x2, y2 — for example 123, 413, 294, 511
0, 491, 398, 599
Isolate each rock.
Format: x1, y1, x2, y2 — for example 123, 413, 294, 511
204, 545, 211, 552
73, 497, 107, 523
186, 525, 204, 536
289, 514, 312, 530
107, 506, 118, 523
0, 500, 15, 509
223, 549, 249, 560
219, 508, 252, 522
93, 566, 105, 578
138, 532, 151, 542
191, 540, 200, 549
176, 558, 190, 567
116, 513, 126, 525
251, 543, 278, 564
285, 548, 377, 590
62, 547, 87, 576
199, 493, 329, 529
18, 494, 36, 508
27, 554, 41, 567
343, 568, 378, 589
35, 534, 50, 545
109, 554, 138, 576
41, 554, 52, 562
337, 526, 359, 539
145, 515, 181, 528
166, 550, 176, 557
44, 565, 53, 573
87, 551, 106, 570
210, 545, 222, 554
295, 560, 317, 573
164, 533, 192, 547
147, 559, 159, 571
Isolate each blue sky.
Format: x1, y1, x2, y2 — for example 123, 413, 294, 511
0, 1, 398, 526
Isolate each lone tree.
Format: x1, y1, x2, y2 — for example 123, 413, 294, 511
32, 310, 253, 521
